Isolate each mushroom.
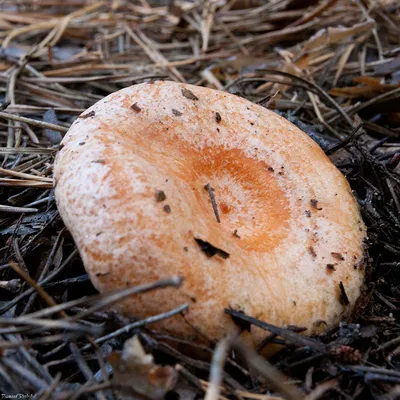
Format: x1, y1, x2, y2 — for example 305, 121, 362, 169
54, 81, 367, 343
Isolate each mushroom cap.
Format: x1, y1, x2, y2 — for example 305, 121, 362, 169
54, 81, 366, 342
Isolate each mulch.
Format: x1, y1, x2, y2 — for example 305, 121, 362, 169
0, 1, 399, 399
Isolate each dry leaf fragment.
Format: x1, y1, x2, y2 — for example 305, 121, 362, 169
329, 77, 400, 99
131, 103, 142, 112
181, 88, 199, 101
303, 21, 375, 53
109, 335, 177, 400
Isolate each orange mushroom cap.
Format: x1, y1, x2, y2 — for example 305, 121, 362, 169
54, 81, 367, 343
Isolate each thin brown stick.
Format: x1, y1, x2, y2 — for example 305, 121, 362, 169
233, 339, 305, 400
0, 111, 68, 133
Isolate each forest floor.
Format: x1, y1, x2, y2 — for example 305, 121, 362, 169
0, 1, 399, 399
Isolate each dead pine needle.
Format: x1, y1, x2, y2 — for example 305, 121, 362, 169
205, 333, 236, 400
205, 183, 221, 223
233, 339, 305, 400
